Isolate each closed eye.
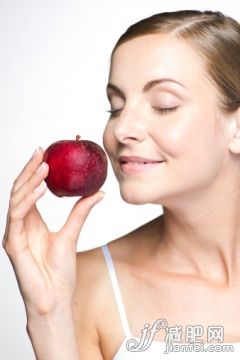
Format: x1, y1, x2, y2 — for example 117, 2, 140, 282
106, 106, 178, 117
152, 106, 178, 114
106, 108, 122, 117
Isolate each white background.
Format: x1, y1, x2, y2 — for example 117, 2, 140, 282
0, 0, 239, 358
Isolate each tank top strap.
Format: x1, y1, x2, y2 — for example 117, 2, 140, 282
101, 244, 132, 338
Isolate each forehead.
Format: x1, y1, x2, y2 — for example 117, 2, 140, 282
109, 33, 211, 91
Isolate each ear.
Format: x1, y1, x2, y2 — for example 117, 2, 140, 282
228, 108, 240, 154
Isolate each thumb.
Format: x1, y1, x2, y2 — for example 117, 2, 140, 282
58, 191, 105, 248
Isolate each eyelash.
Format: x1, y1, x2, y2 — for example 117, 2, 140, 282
106, 106, 178, 117
152, 106, 178, 114
106, 109, 122, 117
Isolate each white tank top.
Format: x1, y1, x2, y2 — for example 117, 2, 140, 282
101, 244, 240, 359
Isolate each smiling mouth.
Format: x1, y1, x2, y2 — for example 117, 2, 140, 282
120, 160, 162, 164
119, 159, 165, 174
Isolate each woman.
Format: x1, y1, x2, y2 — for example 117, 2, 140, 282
3, 9, 240, 359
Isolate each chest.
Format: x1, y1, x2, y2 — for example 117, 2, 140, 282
121, 270, 240, 343
100, 265, 240, 360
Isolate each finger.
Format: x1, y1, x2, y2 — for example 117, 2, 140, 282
10, 181, 47, 224
4, 182, 47, 252
13, 147, 44, 193
11, 162, 49, 208
2, 212, 10, 248
59, 191, 105, 248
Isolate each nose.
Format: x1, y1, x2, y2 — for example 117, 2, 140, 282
113, 108, 146, 144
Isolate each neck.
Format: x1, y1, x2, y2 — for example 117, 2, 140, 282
158, 179, 240, 287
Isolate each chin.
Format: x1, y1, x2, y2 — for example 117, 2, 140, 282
120, 192, 148, 205
118, 181, 186, 207
119, 185, 154, 205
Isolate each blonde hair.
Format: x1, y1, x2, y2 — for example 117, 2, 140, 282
111, 10, 240, 113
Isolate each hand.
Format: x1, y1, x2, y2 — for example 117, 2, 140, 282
2, 147, 104, 317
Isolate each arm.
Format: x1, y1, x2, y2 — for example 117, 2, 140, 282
27, 251, 105, 360
3, 147, 105, 360
26, 266, 104, 360
26, 305, 80, 360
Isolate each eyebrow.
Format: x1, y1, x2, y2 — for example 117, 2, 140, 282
106, 78, 186, 98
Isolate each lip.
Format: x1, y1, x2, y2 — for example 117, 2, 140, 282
118, 156, 164, 164
118, 155, 165, 175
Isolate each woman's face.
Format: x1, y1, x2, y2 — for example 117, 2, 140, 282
103, 34, 232, 205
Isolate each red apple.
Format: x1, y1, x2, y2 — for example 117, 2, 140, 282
43, 135, 108, 197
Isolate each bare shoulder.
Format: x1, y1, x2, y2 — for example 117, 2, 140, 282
74, 248, 107, 320
73, 247, 107, 357
73, 215, 162, 358
74, 213, 162, 304
75, 214, 162, 282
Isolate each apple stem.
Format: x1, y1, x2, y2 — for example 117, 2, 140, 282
76, 135, 81, 141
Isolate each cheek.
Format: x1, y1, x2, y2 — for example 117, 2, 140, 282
152, 113, 219, 171
102, 122, 115, 157
152, 118, 198, 158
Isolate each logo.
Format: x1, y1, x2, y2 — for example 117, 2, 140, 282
126, 319, 234, 353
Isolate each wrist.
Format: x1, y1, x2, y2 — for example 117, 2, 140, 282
26, 298, 74, 321
26, 305, 79, 360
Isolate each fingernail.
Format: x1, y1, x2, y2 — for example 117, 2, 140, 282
36, 162, 47, 174
32, 147, 40, 159
33, 181, 47, 193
